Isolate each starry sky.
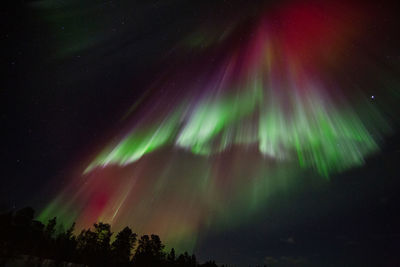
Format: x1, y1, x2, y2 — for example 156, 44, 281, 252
2, 0, 400, 266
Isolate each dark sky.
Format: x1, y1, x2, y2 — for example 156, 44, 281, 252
2, 0, 260, 208
2, 0, 400, 266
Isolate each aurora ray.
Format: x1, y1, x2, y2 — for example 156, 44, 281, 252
86, 1, 388, 177
39, 0, 396, 253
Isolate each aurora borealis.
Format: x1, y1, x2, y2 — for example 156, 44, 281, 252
82, 1, 392, 178
4, 0, 400, 265
37, 0, 395, 249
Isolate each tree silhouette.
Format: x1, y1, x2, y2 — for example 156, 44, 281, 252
133, 234, 166, 266
94, 222, 113, 252
167, 247, 176, 266
44, 217, 57, 239
111, 226, 137, 266
54, 222, 77, 263
0, 207, 222, 267
76, 222, 113, 266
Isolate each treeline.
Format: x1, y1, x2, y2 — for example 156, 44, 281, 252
0, 207, 219, 267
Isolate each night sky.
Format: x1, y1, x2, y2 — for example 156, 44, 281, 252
2, 0, 400, 266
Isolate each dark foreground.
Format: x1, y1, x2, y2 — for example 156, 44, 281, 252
0, 207, 223, 267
